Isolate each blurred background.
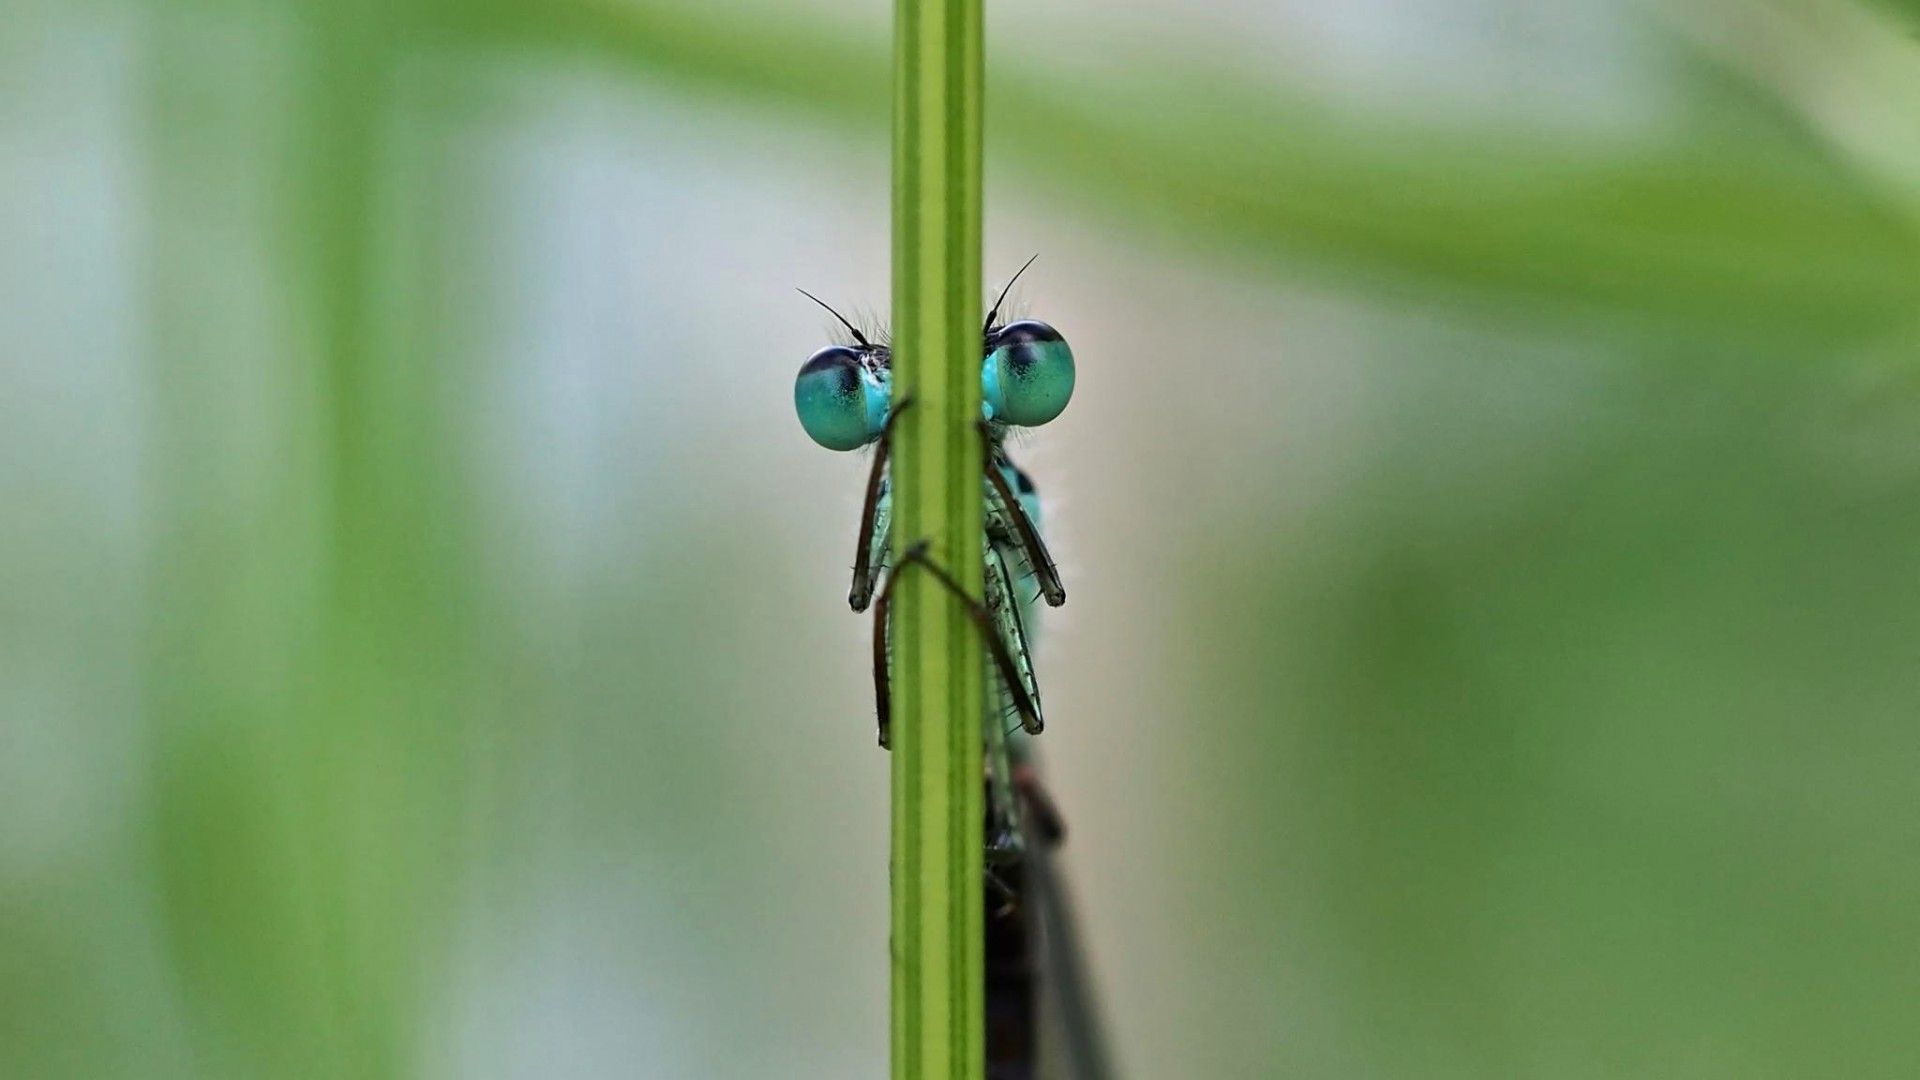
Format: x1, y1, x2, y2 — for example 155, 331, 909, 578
7, 0, 1920, 1076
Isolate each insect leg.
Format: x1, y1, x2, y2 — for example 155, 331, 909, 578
896, 542, 1044, 737
978, 421, 1064, 607
869, 539, 1045, 748
850, 397, 913, 612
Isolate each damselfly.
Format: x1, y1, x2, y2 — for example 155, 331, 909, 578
794, 260, 1109, 1078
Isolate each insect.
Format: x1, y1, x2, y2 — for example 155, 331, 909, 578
794, 259, 1108, 1077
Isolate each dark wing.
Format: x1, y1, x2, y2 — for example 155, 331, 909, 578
1029, 821, 1115, 1080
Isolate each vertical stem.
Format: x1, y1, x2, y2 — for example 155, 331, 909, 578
891, 0, 985, 1076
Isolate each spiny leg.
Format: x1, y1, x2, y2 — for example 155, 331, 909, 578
983, 673, 1025, 864
978, 420, 1064, 607
869, 539, 1045, 749
984, 543, 1047, 741
849, 397, 913, 612
898, 543, 1045, 738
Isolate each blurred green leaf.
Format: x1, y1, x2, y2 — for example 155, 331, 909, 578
431, 0, 1920, 341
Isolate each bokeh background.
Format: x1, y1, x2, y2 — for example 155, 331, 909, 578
8, 0, 1920, 1076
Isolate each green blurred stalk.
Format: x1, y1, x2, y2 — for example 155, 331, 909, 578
141, 4, 468, 1075
890, 0, 985, 1075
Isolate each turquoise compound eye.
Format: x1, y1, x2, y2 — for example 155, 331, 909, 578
983, 320, 1073, 427
795, 345, 889, 450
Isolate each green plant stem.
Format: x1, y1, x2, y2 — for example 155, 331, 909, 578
890, 0, 985, 1076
